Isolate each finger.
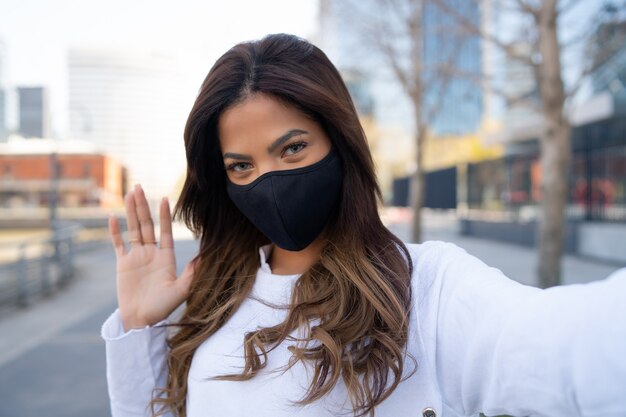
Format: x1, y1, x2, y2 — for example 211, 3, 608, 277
134, 184, 156, 244
159, 197, 175, 250
108, 215, 126, 257
125, 188, 143, 245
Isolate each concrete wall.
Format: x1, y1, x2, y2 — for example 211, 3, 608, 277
461, 218, 626, 264
578, 222, 626, 263
459, 219, 579, 254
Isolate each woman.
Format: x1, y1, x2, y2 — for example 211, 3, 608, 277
101, 33, 626, 417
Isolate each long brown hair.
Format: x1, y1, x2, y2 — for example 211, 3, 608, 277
150, 33, 416, 417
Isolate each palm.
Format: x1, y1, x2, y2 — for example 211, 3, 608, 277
109, 184, 195, 331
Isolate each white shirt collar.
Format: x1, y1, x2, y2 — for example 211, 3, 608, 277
258, 243, 274, 274
257, 243, 303, 278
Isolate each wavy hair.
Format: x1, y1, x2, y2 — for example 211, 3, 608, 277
150, 33, 416, 417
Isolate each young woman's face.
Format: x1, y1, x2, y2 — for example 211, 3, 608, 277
218, 93, 333, 186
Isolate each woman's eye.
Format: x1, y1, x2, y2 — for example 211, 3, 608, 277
283, 141, 307, 156
225, 141, 308, 172
226, 162, 251, 172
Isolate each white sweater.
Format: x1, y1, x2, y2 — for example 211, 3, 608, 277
101, 240, 626, 417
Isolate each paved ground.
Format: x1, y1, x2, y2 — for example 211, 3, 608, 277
0, 212, 622, 416
0, 226, 199, 417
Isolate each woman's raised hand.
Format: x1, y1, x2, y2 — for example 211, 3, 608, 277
108, 184, 195, 332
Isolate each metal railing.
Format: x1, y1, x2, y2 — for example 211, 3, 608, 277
0, 224, 81, 309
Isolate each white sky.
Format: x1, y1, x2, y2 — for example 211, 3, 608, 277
0, 0, 320, 136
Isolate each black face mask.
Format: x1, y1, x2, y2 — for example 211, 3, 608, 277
226, 145, 343, 251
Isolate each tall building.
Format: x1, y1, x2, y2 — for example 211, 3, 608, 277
0, 38, 5, 86
479, 0, 506, 126
479, 0, 543, 145
588, 7, 626, 111
0, 39, 6, 142
341, 68, 375, 118
0, 89, 6, 142
318, 0, 418, 203
423, 0, 483, 135
321, 0, 483, 136
18, 86, 51, 138
318, 0, 414, 130
501, 41, 541, 131
68, 48, 188, 200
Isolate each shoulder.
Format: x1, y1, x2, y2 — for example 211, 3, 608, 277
402, 240, 469, 291
402, 239, 525, 290
403, 240, 467, 268
397, 240, 479, 325
401, 239, 537, 317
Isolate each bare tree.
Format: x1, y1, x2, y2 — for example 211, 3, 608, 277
333, 0, 477, 242
433, 0, 626, 287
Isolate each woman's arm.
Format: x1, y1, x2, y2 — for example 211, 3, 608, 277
433, 243, 626, 417
101, 307, 173, 417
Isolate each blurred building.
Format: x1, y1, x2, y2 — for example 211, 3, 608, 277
423, 0, 483, 136
0, 39, 6, 142
320, 0, 483, 137
501, 41, 542, 134
0, 88, 6, 142
0, 38, 5, 85
475, 4, 626, 220
392, 0, 504, 209
68, 48, 188, 201
341, 69, 410, 203
342, 68, 375, 118
431, 5, 626, 263
318, 1, 425, 203
18, 86, 51, 138
588, 5, 626, 112
0, 136, 124, 209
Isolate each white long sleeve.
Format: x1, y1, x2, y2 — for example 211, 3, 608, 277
101, 308, 173, 417
433, 242, 626, 417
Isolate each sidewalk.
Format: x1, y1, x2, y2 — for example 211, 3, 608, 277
382, 208, 623, 287
0, 224, 198, 369
0, 225, 199, 417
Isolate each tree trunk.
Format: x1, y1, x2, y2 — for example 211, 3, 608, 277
536, 0, 570, 288
410, 123, 427, 243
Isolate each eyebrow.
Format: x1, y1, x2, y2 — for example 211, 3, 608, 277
222, 129, 309, 162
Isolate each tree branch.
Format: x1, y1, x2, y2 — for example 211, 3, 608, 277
564, 17, 626, 99
559, 21, 596, 50
437, 64, 541, 110
557, 0, 584, 16
512, 0, 541, 20
422, 31, 472, 121
431, 0, 539, 69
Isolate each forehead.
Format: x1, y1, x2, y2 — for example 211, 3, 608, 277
218, 93, 315, 150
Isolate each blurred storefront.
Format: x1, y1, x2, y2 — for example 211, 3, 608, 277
0, 136, 125, 210
464, 115, 626, 223
393, 109, 626, 262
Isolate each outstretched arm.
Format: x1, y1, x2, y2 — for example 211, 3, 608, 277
433, 243, 626, 417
